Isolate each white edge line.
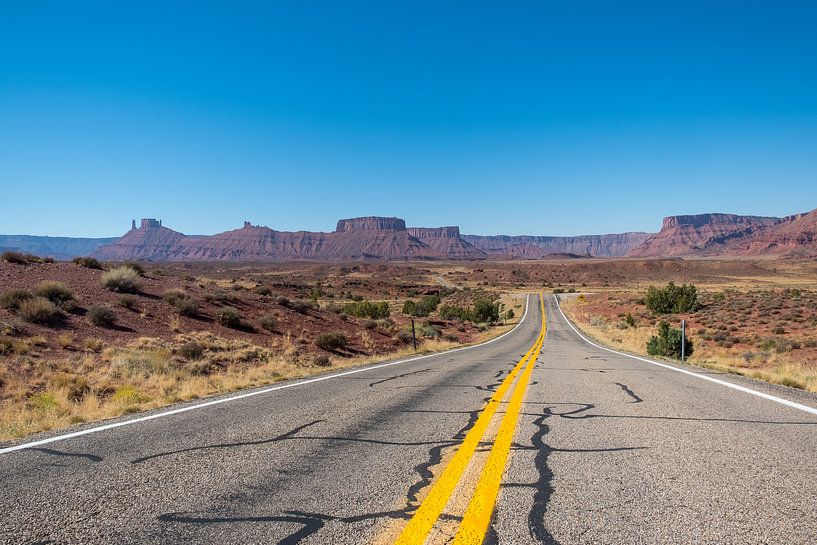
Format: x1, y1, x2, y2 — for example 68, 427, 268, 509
553, 295, 817, 417
0, 294, 535, 455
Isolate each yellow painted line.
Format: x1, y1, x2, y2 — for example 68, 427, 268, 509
452, 294, 546, 544
394, 294, 546, 545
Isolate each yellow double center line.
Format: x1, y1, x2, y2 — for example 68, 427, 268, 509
394, 293, 546, 545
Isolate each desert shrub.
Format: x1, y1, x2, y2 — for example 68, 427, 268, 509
34, 281, 74, 306
439, 304, 468, 321
18, 297, 59, 324
624, 313, 636, 327
291, 299, 318, 314
590, 315, 607, 328
646, 321, 693, 359
175, 298, 200, 317
344, 300, 390, 319
276, 296, 291, 307
758, 337, 798, 354
178, 341, 204, 360
363, 319, 378, 330
57, 333, 74, 349
87, 306, 117, 327
259, 314, 277, 331
72, 256, 104, 269
396, 330, 414, 344
122, 261, 145, 276
312, 354, 331, 366
203, 290, 232, 303
402, 295, 441, 317
164, 289, 199, 316
419, 323, 441, 338
553, 288, 565, 294
772, 326, 786, 335
644, 282, 699, 314
506, 308, 515, 320
2, 251, 29, 264
471, 298, 500, 323
254, 285, 273, 296
163, 289, 188, 305
117, 294, 138, 309
0, 336, 13, 355
0, 290, 32, 310
102, 267, 141, 293
215, 306, 241, 328
315, 332, 348, 351
323, 302, 343, 314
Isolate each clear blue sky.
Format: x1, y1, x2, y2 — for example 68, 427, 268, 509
2, 1, 816, 237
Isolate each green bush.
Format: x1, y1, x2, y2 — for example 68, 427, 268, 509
215, 306, 241, 328
0, 290, 32, 311
276, 296, 291, 307
72, 256, 104, 269
471, 298, 500, 323
505, 308, 515, 320
87, 306, 117, 327
644, 282, 699, 314
101, 267, 141, 293
647, 321, 693, 359
18, 297, 59, 324
259, 314, 277, 331
315, 332, 348, 351
344, 300, 390, 319
34, 281, 74, 306
439, 304, 468, 321
402, 294, 441, 317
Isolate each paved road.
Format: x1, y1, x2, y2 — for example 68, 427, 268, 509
2, 294, 816, 544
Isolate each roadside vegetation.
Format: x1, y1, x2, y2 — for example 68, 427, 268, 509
0, 260, 519, 441
562, 284, 817, 393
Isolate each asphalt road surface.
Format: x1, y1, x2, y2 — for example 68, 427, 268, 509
2, 294, 816, 544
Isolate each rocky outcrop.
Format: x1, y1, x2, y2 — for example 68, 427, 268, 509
711, 210, 817, 257
628, 213, 781, 257
94, 219, 187, 261
336, 217, 406, 232
407, 227, 486, 259
82, 208, 817, 262
464, 232, 652, 258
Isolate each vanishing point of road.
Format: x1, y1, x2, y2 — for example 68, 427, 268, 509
2, 294, 816, 544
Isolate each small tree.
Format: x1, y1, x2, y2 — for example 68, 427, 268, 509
471, 298, 500, 323
644, 282, 699, 314
647, 321, 693, 359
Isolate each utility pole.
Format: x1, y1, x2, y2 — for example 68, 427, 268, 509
681, 319, 686, 363
411, 319, 417, 352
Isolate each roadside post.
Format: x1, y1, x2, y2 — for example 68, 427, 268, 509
411, 319, 417, 351
681, 319, 686, 363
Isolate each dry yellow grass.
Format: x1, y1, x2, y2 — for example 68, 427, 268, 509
561, 296, 817, 394
0, 322, 513, 442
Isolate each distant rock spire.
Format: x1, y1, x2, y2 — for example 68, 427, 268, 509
131, 219, 136, 231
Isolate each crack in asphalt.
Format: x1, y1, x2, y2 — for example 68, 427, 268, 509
368, 368, 432, 387
130, 420, 325, 464
614, 382, 644, 403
